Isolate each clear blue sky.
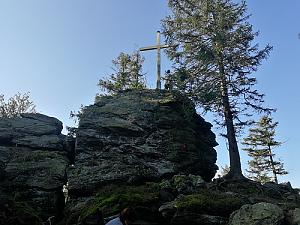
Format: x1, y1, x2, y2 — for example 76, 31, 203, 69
0, 1, 299, 187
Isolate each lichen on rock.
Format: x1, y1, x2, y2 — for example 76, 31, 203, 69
228, 202, 284, 225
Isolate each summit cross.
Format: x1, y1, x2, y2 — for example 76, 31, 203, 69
139, 31, 169, 90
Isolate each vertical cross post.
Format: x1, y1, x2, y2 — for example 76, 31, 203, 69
156, 31, 161, 89
140, 31, 169, 90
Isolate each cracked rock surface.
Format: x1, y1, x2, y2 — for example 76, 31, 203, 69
68, 90, 218, 194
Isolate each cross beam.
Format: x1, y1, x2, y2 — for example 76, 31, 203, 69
140, 31, 169, 89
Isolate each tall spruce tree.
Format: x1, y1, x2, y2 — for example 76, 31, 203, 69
96, 51, 146, 99
162, 0, 273, 179
242, 115, 288, 183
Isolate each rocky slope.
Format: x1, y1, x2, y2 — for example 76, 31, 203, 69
62, 174, 300, 225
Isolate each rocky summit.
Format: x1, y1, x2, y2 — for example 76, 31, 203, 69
67, 90, 218, 194
0, 90, 299, 225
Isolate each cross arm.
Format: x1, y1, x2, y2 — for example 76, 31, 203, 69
139, 44, 170, 52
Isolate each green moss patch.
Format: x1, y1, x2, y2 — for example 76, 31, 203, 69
175, 190, 244, 217
80, 183, 160, 221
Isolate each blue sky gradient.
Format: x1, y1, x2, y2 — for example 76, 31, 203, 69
0, 1, 299, 186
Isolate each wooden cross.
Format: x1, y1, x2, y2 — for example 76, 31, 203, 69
140, 31, 169, 90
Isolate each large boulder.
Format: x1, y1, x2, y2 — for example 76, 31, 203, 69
0, 113, 64, 150
68, 90, 218, 194
228, 202, 284, 225
0, 114, 69, 221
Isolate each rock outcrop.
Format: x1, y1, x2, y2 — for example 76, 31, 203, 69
0, 113, 70, 223
1, 91, 299, 225
67, 90, 218, 194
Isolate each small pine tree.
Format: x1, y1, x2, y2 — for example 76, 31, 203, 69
96, 51, 146, 99
242, 115, 288, 183
247, 156, 272, 183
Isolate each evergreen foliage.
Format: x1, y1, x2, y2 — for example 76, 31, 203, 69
96, 51, 146, 99
68, 104, 86, 138
162, 0, 273, 179
0, 92, 36, 118
242, 115, 288, 183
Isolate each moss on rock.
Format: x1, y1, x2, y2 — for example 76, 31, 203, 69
79, 183, 160, 222
175, 190, 245, 217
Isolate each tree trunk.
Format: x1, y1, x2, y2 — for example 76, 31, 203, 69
268, 143, 278, 184
218, 58, 244, 180
220, 80, 244, 179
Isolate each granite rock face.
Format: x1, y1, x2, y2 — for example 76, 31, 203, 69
0, 113, 69, 222
68, 90, 218, 194
0, 113, 64, 150
228, 202, 284, 225
2, 92, 299, 225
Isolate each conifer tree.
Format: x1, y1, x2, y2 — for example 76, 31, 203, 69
162, 0, 273, 179
246, 155, 272, 183
242, 115, 288, 183
96, 51, 146, 99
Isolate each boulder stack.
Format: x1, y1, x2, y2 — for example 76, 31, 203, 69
67, 90, 218, 194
